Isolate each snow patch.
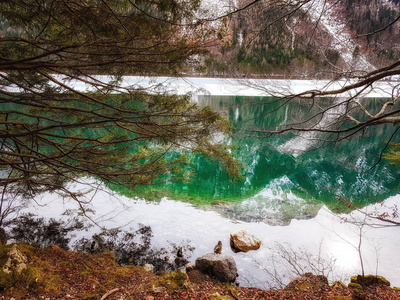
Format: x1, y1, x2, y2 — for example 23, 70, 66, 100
305, 0, 375, 72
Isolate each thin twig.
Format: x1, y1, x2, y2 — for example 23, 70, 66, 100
100, 287, 120, 300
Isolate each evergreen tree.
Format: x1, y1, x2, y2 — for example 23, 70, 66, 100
0, 0, 241, 201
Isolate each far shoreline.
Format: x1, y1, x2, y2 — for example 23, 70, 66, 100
57, 74, 398, 98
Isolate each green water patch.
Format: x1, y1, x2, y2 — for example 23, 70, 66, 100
110, 95, 400, 216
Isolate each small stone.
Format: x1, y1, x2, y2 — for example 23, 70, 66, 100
143, 264, 154, 273
210, 293, 231, 300
175, 257, 189, 268
3, 244, 28, 274
152, 285, 166, 293
185, 262, 196, 272
332, 281, 347, 289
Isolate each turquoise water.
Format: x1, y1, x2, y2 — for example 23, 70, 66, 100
112, 95, 400, 217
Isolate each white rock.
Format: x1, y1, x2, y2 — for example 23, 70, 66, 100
143, 263, 154, 273
230, 229, 261, 253
3, 244, 28, 274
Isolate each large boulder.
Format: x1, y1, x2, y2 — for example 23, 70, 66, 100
230, 229, 261, 253
195, 253, 238, 282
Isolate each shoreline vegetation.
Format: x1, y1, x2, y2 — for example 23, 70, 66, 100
1, 214, 400, 299
1, 242, 399, 300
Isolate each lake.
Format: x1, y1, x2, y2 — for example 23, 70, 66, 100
20, 77, 400, 288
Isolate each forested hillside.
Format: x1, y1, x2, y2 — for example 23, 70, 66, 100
342, 0, 400, 65
204, 0, 400, 77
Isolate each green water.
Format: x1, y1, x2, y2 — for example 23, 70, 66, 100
111, 95, 400, 217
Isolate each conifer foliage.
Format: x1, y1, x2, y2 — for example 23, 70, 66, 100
0, 0, 241, 201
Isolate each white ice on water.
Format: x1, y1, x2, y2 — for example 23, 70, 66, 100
48, 75, 397, 100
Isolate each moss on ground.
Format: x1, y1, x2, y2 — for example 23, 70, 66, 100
350, 274, 390, 287
0, 243, 158, 298
331, 281, 347, 289
0, 242, 399, 299
348, 282, 363, 290
157, 269, 188, 290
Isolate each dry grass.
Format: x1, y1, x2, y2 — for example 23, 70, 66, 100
0, 243, 399, 300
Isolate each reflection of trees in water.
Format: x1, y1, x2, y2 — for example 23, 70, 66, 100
150, 96, 400, 213
6, 213, 195, 275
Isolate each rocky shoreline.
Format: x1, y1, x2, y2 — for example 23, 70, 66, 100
1, 243, 399, 299
1, 236, 400, 299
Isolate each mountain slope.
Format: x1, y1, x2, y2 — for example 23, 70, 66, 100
204, 0, 400, 76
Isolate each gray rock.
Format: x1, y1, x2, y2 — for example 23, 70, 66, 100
185, 262, 196, 272
195, 253, 238, 282
174, 257, 189, 268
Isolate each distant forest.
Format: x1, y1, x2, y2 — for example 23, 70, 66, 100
204, 0, 400, 77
